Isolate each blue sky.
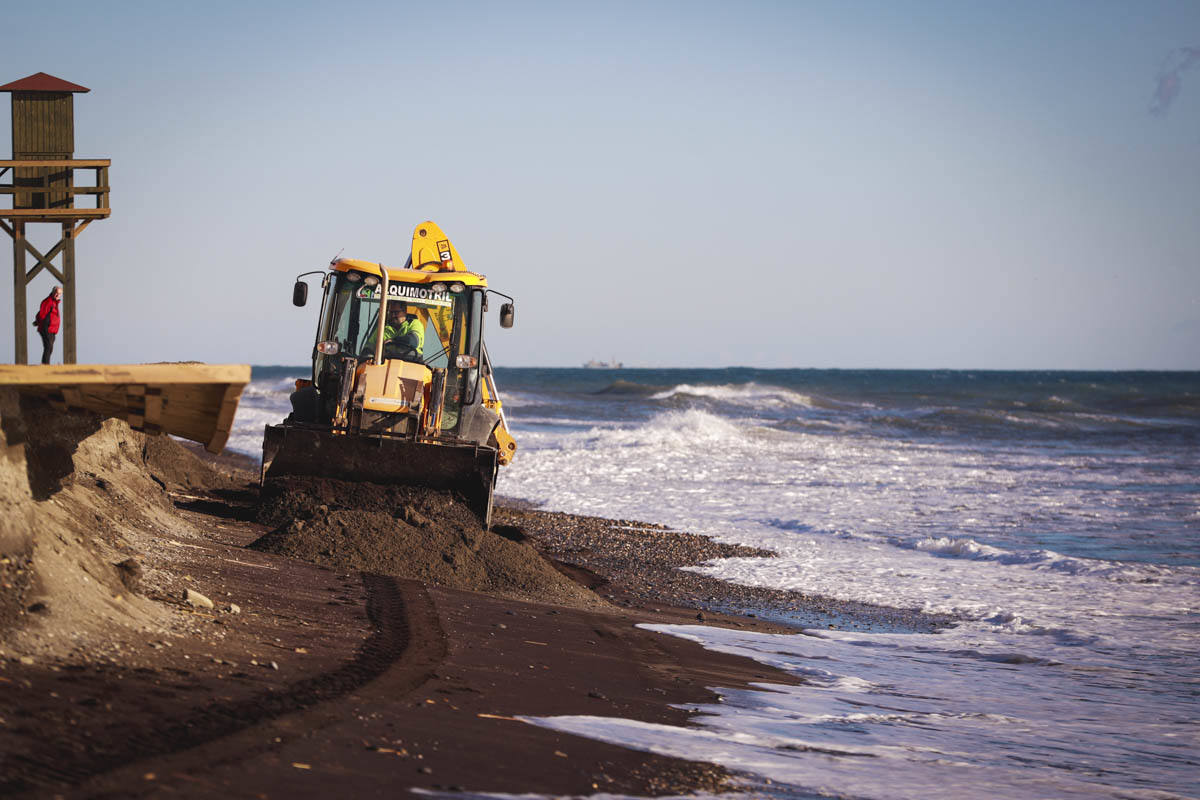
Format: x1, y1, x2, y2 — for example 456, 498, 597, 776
3, 0, 1198, 368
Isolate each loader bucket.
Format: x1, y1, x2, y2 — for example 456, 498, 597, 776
261, 424, 499, 529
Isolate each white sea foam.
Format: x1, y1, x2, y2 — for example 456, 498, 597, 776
527, 621, 1199, 799
225, 404, 280, 458
490, 389, 552, 409
415, 789, 732, 800
233, 372, 1200, 798
651, 381, 816, 410
502, 401, 1199, 794
240, 377, 300, 398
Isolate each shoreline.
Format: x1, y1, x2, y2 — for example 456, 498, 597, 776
196, 442, 955, 635
1, 403, 948, 797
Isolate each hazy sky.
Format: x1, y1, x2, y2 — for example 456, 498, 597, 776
3, 0, 1198, 369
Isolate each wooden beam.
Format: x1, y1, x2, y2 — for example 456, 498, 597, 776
21, 235, 68, 284
144, 388, 164, 425
0, 159, 111, 168
13, 222, 27, 364
63, 223, 76, 364
0, 209, 110, 221
0, 364, 251, 385
0, 364, 252, 453
98, 165, 109, 210
0, 186, 109, 196
61, 387, 84, 409
209, 382, 246, 453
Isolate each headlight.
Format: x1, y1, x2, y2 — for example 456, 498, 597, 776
344, 271, 362, 283
455, 355, 478, 368
362, 275, 379, 287
317, 341, 341, 355
449, 282, 465, 293
431, 282, 448, 293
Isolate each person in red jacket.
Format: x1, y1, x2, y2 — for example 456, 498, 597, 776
33, 286, 62, 365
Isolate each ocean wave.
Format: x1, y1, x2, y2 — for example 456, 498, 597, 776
861, 405, 1179, 440
490, 389, 563, 409
581, 408, 746, 449
242, 377, 302, 399
592, 379, 666, 396
909, 536, 1186, 584
225, 405, 280, 459
507, 414, 612, 431
650, 381, 819, 410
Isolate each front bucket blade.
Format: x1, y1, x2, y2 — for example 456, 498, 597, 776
262, 424, 497, 527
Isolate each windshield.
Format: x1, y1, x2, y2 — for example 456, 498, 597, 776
324, 277, 458, 366
315, 272, 481, 432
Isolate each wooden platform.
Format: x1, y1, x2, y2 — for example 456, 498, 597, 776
0, 363, 252, 453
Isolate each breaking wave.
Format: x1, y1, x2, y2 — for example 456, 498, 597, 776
909, 536, 1193, 583
651, 381, 819, 410
580, 408, 746, 449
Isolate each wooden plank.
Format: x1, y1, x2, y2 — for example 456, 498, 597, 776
62, 387, 84, 409
208, 383, 246, 453
22, 234, 67, 284
0, 209, 110, 220
144, 388, 164, 425
13, 222, 27, 364
0, 364, 250, 386
0, 159, 111, 168
63, 223, 75, 364
0, 186, 108, 196
0, 364, 251, 453
12, 94, 74, 155
98, 166, 109, 210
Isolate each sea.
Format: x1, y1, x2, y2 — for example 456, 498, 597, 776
234, 367, 1199, 800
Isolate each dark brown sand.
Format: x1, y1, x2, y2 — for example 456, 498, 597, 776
252, 476, 599, 609
0, 392, 951, 797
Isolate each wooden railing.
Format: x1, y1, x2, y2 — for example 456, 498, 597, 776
0, 159, 110, 220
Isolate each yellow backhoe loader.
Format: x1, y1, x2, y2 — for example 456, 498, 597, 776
261, 221, 516, 528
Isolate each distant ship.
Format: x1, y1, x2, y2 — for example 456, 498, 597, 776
583, 358, 623, 369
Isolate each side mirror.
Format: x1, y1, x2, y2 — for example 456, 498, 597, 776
292, 281, 308, 307
499, 302, 515, 328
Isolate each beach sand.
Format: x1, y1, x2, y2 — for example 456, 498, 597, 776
0, 390, 947, 797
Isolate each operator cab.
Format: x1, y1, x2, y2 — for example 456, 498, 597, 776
301, 267, 484, 435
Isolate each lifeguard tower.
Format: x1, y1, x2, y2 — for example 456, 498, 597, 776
0, 72, 111, 364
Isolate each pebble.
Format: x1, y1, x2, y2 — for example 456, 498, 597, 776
185, 589, 214, 609
499, 507, 957, 634
228, 603, 242, 614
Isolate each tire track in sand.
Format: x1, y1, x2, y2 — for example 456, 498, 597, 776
3, 574, 446, 796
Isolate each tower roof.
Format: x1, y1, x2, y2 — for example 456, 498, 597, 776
0, 72, 90, 93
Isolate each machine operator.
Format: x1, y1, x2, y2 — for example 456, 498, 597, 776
378, 302, 424, 361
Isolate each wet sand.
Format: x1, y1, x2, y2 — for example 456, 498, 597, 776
0, 394, 949, 797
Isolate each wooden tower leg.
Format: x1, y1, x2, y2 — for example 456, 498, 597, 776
62, 222, 76, 364
13, 221, 27, 365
